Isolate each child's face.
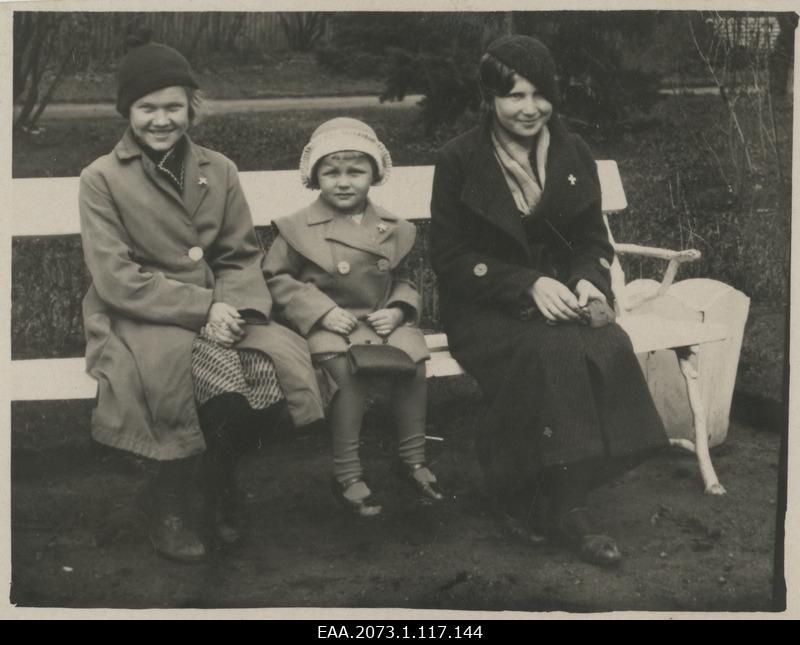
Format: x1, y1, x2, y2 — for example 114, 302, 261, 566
129, 85, 190, 152
316, 152, 373, 215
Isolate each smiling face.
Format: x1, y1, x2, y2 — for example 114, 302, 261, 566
316, 152, 374, 215
493, 74, 553, 143
129, 86, 190, 152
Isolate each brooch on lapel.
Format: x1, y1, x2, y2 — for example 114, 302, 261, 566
568, 174, 577, 186
198, 176, 208, 186
377, 222, 388, 233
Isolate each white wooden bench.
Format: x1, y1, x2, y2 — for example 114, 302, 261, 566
10, 162, 749, 494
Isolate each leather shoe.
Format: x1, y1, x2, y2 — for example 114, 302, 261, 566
498, 511, 548, 547
397, 462, 445, 504
330, 477, 383, 518
138, 486, 207, 563
556, 507, 622, 567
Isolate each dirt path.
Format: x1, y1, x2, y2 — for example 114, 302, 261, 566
10, 380, 782, 614
21, 95, 426, 121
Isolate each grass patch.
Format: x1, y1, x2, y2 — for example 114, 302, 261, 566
47, 52, 385, 104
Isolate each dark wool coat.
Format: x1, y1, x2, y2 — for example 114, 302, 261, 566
80, 129, 324, 460
430, 117, 667, 495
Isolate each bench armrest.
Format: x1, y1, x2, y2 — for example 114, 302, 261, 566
614, 244, 701, 264
613, 244, 702, 312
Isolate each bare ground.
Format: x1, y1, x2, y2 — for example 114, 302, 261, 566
9, 378, 783, 614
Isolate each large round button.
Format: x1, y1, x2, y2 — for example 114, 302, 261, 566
376, 258, 390, 272
188, 246, 204, 261
473, 263, 488, 277
337, 261, 351, 275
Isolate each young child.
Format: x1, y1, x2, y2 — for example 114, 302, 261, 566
264, 117, 444, 517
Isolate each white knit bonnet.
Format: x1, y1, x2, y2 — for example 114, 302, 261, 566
299, 117, 392, 189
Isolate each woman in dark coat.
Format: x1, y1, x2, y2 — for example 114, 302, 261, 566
429, 35, 668, 566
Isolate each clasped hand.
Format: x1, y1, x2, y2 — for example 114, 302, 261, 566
529, 277, 606, 323
320, 306, 404, 337
204, 302, 245, 347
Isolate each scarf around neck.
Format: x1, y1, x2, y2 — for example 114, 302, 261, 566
136, 134, 187, 193
490, 120, 550, 216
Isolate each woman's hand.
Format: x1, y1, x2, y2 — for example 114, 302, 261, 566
319, 307, 358, 335
529, 277, 583, 322
574, 279, 607, 307
206, 302, 245, 346
367, 307, 404, 337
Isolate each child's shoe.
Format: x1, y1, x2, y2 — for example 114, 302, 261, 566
330, 476, 383, 518
397, 462, 446, 504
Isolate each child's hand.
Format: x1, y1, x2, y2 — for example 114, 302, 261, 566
367, 307, 404, 337
320, 307, 358, 335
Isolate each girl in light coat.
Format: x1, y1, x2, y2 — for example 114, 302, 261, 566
79, 33, 323, 562
264, 118, 445, 517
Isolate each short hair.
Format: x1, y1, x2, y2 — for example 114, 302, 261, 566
478, 52, 518, 100
185, 87, 210, 125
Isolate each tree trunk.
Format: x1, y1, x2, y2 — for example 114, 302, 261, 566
769, 13, 797, 97
29, 49, 73, 129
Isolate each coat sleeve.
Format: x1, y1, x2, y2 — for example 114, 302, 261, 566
79, 167, 213, 330
262, 234, 338, 336
386, 250, 422, 326
207, 160, 272, 320
430, 147, 544, 311
563, 137, 615, 301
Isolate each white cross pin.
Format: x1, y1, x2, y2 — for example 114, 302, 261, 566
568, 174, 577, 186
198, 176, 208, 186
377, 222, 388, 233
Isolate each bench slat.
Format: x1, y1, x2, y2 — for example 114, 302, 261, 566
424, 332, 450, 352
9, 318, 727, 402
11, 166, 437, 237
12, 162, 624, 237
618, 315, 727, 354
10, 348, 467, 401
11, 357, 96, 401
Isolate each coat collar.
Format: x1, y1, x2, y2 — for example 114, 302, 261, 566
460, 116, 600, 255
308, 197, 398, 261
276, 197, 402, 275
115, 128, 211, 218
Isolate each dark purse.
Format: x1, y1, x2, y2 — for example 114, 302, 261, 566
345, 336, 417, 377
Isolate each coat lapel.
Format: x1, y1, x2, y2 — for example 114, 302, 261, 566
459, 119, 601, 254
530, 116, 600, 222
460, 127, 531, 260
182, 139, 211, 218
114, 129, 211, 220
322, 200, 392, 260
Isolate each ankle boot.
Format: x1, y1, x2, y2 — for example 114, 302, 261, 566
138, 458, 207, 563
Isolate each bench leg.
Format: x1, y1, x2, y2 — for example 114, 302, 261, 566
675, 345, 726, 495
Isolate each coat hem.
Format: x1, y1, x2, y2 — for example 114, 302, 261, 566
91, 426, 207, 461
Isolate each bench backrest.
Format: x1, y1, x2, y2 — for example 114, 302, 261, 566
11, 161, 627, 236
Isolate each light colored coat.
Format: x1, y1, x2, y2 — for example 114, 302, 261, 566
79, 129, 324, 460
263, 197, 430, 363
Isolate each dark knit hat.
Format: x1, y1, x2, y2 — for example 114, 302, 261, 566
484, 34, 559, 105
116, 30, 198, 117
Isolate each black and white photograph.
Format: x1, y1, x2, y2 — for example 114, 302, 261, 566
1, 0, 795, 617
